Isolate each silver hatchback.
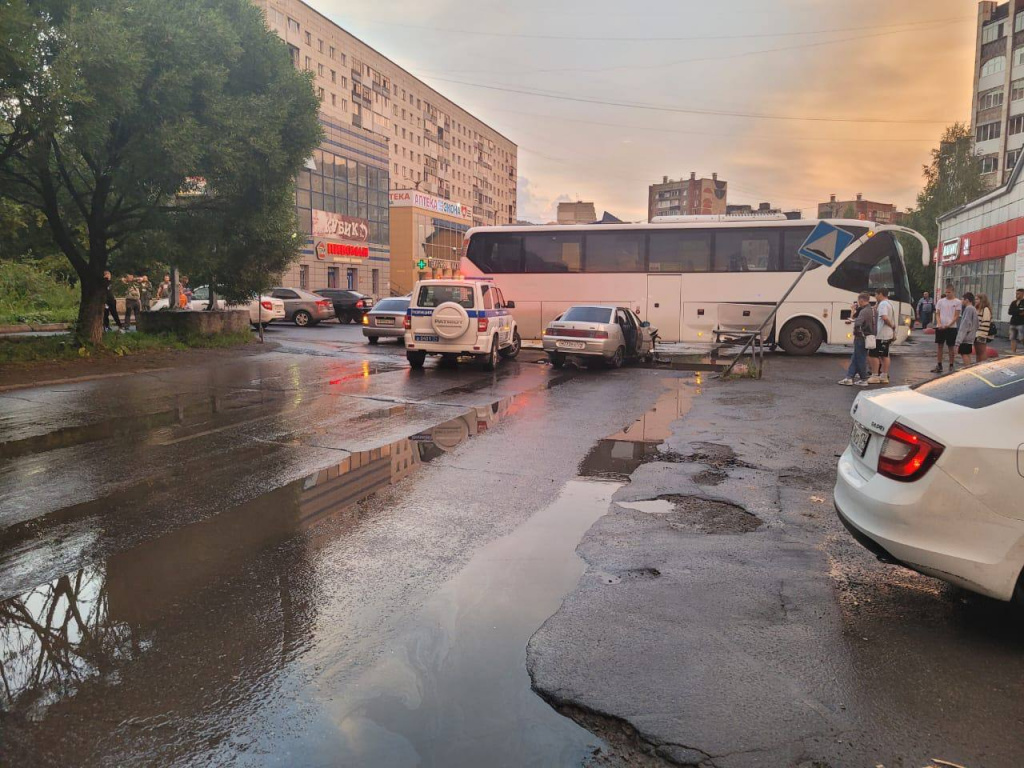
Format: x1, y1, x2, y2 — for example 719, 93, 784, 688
543, 305, 656, 369
363, 297, 410, 343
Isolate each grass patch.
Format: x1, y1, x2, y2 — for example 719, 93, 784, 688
0, 330, 251, 364
0, 262, 79, 326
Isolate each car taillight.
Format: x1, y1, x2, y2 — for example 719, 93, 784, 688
593, 330, 609, 339
260, 301, 273, 311
403, 315, 411, 329
543, 327, 553, 336
477, 317, 488, 333
356, 299, 364, 308
877, 422, 944, 482
316, 299, 330, 308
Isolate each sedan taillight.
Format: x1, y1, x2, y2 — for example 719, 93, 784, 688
316, 299, 331, 309
403, 315, 411, 330
877, 422, 944, 482
356, 299, 364, 308
260, 301, 273, 311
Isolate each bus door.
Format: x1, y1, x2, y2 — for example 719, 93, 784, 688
646, 275, 682, 342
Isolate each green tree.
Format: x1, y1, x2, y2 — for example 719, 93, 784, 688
0, 0, 321, 343
902, 122, 988, 296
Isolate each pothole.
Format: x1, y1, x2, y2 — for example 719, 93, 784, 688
625, 494, 762, 535
691, 468, 727, 486
682, 442, 754, 470
597, 567, 662, 586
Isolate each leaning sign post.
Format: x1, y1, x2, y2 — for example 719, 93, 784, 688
721, 221, 856, 377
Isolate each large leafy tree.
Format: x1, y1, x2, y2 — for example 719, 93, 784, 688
901, 123, 988, 296
0, 0, 321, 342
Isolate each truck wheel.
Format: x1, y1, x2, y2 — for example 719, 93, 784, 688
407, 350, 426, 369
778, 318, 823, 356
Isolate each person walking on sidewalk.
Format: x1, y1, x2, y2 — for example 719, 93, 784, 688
1009, 287, 1024, 355
975, 294, 993, 362
122, 274, 142, 330
102, 270, 123, 332
955, 292, 979, 367
932, 285, 960, 373
838, 292, 874, 387
867, 287, 896, 385
916, 291, 935, 329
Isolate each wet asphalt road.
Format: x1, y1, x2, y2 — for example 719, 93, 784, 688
1, 323, 1022, 767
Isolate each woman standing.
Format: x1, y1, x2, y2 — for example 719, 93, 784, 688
975, 294, 993, 362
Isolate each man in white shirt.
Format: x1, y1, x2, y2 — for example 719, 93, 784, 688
931, 284, 961, 373
868, 287, 897, 384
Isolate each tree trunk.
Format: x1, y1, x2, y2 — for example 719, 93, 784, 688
77, 278, 106, 346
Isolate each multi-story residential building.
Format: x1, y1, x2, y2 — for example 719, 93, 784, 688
556, 201, 598, 225
971, 1, 1024, 186
726, 202, 801, 219
648, 173, 727, 221
817, 194, 905, 225
256, 0, 517, 295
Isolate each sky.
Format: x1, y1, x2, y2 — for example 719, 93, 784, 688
309, 0, 977, 222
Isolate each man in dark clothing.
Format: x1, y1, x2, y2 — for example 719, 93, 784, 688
915, 291, 935, 329
102, 270, 123, 332
1009, 288, 1024, 355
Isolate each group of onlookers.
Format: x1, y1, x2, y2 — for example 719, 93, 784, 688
102, 271, 194, 331
926, 285, 1006, 374
838, 287, 897, 387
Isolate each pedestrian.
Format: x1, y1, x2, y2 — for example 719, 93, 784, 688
955, 291, 979, 367
838, 292, 874, 387
931, 284, 961, 373
867, 287, 896, 385
138, 274, 152, 309
102, 270, 124, 332
915, 291, 935, 329
975, 293, 993, 362
122, 274, 142, 329
1009, 287, 1024, 355
181, 275, 193, 302
156, 274, 171, 300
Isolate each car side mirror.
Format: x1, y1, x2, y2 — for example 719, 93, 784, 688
641, 321, 650, 328
505, 300, 516, 309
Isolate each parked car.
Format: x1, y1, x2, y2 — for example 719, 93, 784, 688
542, 305, 656, 369
149, 287, 285, 328
834, 355, 1024, 605
316, 288, 374, 323
404, 279, 520, 370
269, 287, 336, 326
363, 297, 410, 343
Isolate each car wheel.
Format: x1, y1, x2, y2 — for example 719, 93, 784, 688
548, 352, 566, 369
499, 329, 521, 359
608, 346, 625, 369
778, 318, 823, 355
407, 350, 427, 369
482, 336, 500, 371
368, 336, 379, 345
293, 310, 311, 327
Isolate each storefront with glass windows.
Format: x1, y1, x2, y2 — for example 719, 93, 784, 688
280, 118, 391, 299
388, 189, 473, 296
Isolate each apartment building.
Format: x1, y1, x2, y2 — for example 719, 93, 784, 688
648, 173, 727, 221
971, 1, 1024, 186
256, 0, 517, 294
817, 194, 905, 225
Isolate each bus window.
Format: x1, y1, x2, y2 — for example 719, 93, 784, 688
714, 229, 780, 272
523, 233, 583, 273
827, 232, 907, 301
648, 231, 711, 272
466, 233, 523, 273
584, 232, 644, 272
781, 226, 866, 271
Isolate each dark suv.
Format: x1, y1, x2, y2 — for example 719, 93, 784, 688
316, 289, 374, 324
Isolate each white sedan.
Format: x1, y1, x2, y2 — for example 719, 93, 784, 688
150, 286, 284, 327
834, 356, 1024, 604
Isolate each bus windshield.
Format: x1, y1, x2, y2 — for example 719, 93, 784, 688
827, 232, 910, 302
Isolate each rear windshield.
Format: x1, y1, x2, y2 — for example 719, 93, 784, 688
913, 356, 1024, 409
417, 285, 475, 308
374, 299, 409, 312
561, 307, 613, 323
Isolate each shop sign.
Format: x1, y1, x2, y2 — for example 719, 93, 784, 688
389, 189, 472, 221
940, 238, 960, 263
428, 258, 458, 269
315, 241, 369, 260
312, 210, 369, 242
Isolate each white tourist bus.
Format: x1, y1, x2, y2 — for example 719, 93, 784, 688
459, 216, 929, 354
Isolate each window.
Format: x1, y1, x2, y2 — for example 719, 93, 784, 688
331, 69, 336, 83
304, 31, 311, 46
977, 121, 1001, 142
647, 230, 711, 272
304, 56, 311, 71
331, 93, 336, 106
1011, 115, 1024, 135
347, 268, 357, 290
1017, 13, 1024, 33
584, 232, 644, 272
981, 154, 1000, 174
327, 267, 339, 289
1013, 80, 1024, 102
713, 229, 780, 272
982, 22, 1004, 44
827, 233, 908, 302
318, 39, 323, 53
1016, 48, 1024, 67
1008, 148, 1021, 170
523, 233, 582, 272
417, 284, 474, 308
329, 45, 335, 59
287, 17, 300, 34
980, 87, 1005, 109
317, 87, 324, 100
272, 288, 299, 299
481, 284, 494, 309
299, 265, 309, 290
561, 306, 613, 324
981, 56, 1006, 77
372, 269, 380, 296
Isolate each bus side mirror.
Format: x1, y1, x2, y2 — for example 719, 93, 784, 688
506, 300, 516, 309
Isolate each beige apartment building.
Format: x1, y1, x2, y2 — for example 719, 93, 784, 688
255, 0, 517, 295
556, 201, 598, 224
648, 173, 727, 221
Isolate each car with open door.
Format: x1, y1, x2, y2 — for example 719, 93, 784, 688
542, 305, 656, 369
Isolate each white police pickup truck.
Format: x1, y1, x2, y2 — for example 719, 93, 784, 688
403, 279, 521, 370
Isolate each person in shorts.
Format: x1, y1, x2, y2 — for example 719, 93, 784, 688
955, 292, 978, 366
1009, 288, 1024, 355
867, 287, 896, 385
932, 284, 960, 373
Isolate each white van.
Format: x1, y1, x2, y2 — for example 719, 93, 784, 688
404, 279, 521, 370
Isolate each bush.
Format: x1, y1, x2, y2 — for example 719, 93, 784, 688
0, 262, 79, 325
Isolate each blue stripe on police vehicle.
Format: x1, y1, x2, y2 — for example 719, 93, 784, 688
407, 308, 509, 318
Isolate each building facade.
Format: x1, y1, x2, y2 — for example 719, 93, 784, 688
936, 160, 1024, 331
971, 1, 1024, 186
648, 173, 727, 221
256, 0, 517, 296
817, 194, 905, 225
556, 201, 598, 225
726, 202, 801, 219
388, 189, 472, 296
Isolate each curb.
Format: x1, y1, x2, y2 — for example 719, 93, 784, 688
0, 323, 72, 335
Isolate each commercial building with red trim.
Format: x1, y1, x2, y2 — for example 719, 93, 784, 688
936, 159, 1024, 331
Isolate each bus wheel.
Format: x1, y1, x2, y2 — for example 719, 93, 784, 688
778, 318, 823, 356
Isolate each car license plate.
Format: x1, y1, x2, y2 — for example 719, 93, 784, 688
850, 422, 871, 458
415, 334, 439, 343
556, 341, 586, 350
376, 317, 395, 326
